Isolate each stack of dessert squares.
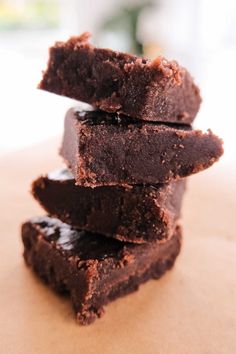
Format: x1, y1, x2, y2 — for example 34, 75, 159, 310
21, 33, 223, 325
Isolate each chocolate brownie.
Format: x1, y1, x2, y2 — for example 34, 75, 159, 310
60, 108, 223, 187
38, 32, 201, 124
21, 216, 182, 325
32, 169, 186, 243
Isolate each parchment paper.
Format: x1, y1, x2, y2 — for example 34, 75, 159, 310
0, 138, 235, 354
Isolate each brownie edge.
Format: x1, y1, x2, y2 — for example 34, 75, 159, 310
21, 216, 182, 325
31, 169, 186, 243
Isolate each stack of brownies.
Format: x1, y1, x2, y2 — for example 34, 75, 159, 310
21, 33, 223, 325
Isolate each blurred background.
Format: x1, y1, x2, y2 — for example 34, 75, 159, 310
0, 0, 235, 165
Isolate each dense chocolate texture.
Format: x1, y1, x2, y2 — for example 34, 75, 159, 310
38, 33, 201, 124
60, 108, 223, 187
32, 169, 185, 243
22, 216, 181, 325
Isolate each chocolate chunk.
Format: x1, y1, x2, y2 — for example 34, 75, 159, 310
60, 108, 223, 187
21, 216, 182, 325
32, 169, 186, 243
38, 33, 201, 124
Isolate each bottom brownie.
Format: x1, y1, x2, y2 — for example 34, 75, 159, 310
21, 216, 182, 325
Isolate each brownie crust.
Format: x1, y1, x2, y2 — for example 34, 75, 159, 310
22, 216, 182, 325
32, 169, 186, 243
60, 108, 223, 187
38, 33, 201, 124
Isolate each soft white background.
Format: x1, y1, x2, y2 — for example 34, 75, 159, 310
0, 0, 235, 166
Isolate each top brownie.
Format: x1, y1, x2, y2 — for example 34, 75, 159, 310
38, 32, 201, 124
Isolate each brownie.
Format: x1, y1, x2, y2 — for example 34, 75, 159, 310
38, 32, 201, 124
21, 216, 182, 325
32, 169, 186, 243
60, 108, 223, 187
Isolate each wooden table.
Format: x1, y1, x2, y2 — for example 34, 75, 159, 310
1, 139, 235, 354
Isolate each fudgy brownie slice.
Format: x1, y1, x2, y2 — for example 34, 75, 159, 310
32, 169, 185, 243
60, 108, 223, 187
38, 32, 201, 124
22, 216, 181, 325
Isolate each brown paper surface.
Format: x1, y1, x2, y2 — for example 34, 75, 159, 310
1, 138, 235, 354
